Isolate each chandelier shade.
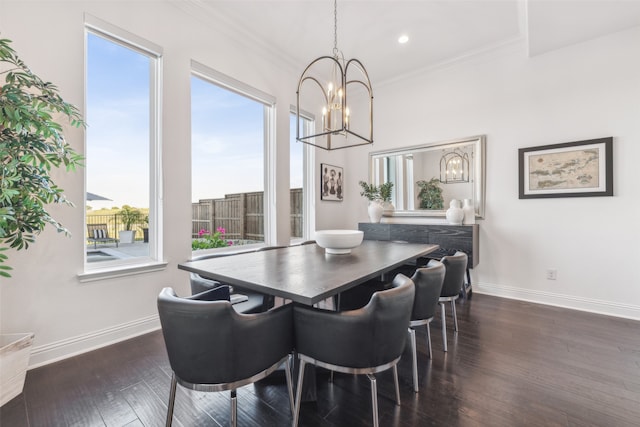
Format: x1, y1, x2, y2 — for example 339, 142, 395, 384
296, 1, 373, 150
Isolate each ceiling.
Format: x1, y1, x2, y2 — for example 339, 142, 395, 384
183, 0, 640, 85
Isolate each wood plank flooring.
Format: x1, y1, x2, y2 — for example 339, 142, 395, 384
2, 294, 640, 426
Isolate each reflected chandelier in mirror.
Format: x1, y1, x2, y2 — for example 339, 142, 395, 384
369, 135, 486, 218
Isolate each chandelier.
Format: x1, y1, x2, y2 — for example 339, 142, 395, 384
296, 0, 373, 150
440, 149, 470, 183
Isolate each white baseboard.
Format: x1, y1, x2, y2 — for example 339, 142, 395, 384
475, 281, 640, 321
28, 315, 161, 369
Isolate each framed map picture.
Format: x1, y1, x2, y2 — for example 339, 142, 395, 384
518, 137, 613, 199
320, 163, 344, 201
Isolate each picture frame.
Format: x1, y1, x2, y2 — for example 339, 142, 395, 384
320, 163, 344, 201
518, 137, 613, 199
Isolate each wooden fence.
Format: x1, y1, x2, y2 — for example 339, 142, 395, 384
192, 188, 303, 241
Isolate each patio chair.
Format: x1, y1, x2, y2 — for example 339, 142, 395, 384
87, 223, 119, 249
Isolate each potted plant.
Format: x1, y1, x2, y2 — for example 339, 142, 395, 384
378, 181, 394, 214
118, 205, 141, 244
0, 38, 83, 406
359, 180, 383, 223
416, 178, 444, 210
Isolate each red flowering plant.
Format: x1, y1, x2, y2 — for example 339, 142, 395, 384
192, 226, 233, 250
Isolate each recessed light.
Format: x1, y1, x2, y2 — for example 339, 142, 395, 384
398, 35, 409, 44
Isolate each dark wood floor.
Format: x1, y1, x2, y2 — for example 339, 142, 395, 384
2, 294, 640, 426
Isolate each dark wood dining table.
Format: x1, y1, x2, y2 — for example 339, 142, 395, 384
178, 240, 439, 305
177, 239, 438, 401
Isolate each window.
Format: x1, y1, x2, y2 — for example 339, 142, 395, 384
290, 112, 314, 243
191, 62, 275, 254
83, 16, 163, 276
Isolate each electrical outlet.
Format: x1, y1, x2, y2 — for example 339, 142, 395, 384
546, 269, 557, 280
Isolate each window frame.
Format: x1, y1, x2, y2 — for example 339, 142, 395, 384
290, 107, 315, 241
80, 14, 165, 281
190, 60, 276, 254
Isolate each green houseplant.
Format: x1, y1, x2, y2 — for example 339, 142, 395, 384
358, 181, 380, 201
0, 38, 84, 277
359, 181, 394, 222
378, 181, 395, 214
0, 38, 83, 407
417, 178, 444, 210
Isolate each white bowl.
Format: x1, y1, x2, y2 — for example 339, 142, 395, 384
315, 230, 364, 254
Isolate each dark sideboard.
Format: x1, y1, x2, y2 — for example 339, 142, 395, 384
358, 223, 479, 268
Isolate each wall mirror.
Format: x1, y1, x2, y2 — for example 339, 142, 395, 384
369, 135, 486, 218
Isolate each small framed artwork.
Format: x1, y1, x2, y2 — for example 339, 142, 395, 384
320, 163, 344, 201
518, 137, 613, 199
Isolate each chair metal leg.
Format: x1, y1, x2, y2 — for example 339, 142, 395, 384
393, 365, 401, 405
367, 374, 379, 427
231, 390, 237, 427
165, 373, 177, 427
451, 299, 458, 332
440, 302, 448, 352
292, 359, 306, 427
285, 356, 294, 415
408, 328, 418, 393
426, 322, 433, 359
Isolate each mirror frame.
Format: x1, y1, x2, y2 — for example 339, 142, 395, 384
369, 135, 486, 218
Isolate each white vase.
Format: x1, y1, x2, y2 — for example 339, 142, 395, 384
382, 201, 395, 216
368, 200, 384, 223
446, 199, 464, 225
462, 198, 475, 224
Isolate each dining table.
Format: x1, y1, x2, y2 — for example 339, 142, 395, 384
177, 239, 439, 401
178, 239, 439, 306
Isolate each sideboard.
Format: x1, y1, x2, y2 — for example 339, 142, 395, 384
357, 223, 479, 268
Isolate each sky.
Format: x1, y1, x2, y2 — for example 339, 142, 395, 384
86, 33, 149, 209
86, 32, 303, 210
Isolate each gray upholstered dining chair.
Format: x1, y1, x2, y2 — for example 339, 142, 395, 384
408, 261, 445, 392
157, 287, 294, 427
439, 251, 468, 352
189, 249, 275, 313
292, 274, 415, 427
189, 272, 273, 313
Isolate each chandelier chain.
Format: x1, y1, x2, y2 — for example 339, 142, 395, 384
333, 0, 338, 57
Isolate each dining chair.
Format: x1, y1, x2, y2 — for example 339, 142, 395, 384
189, 272, 272, 313
438, 251, 468, 352
189, 250, 275, 313
418, 247, 472, 299
335, 277, 388, 311
407, 261, 445, 392
157, 287, 294, 427
292, 273, 415, 427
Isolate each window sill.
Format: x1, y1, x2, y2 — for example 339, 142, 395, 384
78, 261, 168, 283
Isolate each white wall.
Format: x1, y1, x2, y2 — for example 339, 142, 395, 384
344, 27, 640, 319
0, 0, 301, 366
